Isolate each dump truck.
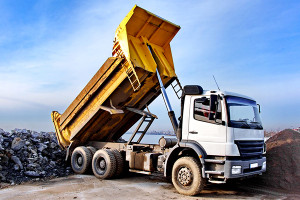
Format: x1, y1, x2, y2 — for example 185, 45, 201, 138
52, 5, 266, 196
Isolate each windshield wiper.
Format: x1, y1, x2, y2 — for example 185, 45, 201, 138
250, 122, 263, 129
231, 120, 251, 128
233, 120, 247, 123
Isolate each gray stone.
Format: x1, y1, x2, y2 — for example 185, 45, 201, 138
27, 158, 37, 163
50, 142, 56, 149
38, 143, 47, 152
8, 149, 14, 155
1, 155, 9, 163
41, 156, 48, 164
26, 163, 40, 171
14, 164, 20, 171
30, 149, 38, 156
31, 131, 40, 138
11, 156, 23, 169
0, 173, 6, 181
24, 171, 40, 177
0, 134, 3, 144
49, 161, 56, 168
11, 137, 26, 151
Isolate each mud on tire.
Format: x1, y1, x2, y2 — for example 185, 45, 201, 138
172, 156, 204, 196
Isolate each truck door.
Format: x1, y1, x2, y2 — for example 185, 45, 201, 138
187, 95, 227, 149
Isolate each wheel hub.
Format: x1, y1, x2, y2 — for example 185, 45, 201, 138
178, 167, 192, 186
77, 156, 83, 165
99, 159, 106, 169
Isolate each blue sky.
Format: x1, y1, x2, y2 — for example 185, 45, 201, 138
0, 0, 299, 132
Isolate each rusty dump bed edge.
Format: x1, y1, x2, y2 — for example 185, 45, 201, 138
60, 57, 122, 129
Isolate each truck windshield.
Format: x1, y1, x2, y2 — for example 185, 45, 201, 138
226, 96, 263, 129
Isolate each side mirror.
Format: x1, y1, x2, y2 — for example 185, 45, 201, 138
209, 95, 218, 120
257, 104, 261, 113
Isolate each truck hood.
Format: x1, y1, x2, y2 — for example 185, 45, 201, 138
230, 127, 264, 141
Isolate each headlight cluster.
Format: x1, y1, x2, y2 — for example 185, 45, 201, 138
232, 166, 242, 174
262, 161, 266, 171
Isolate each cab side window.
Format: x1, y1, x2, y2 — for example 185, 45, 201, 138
194, 97, 222, 123
194, 97, 210, 122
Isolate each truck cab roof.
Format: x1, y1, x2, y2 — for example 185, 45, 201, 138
200, 90, 256, 102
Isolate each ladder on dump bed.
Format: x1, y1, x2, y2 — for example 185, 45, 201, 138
123, 61, 141, 92
127, 107, 157, 144
171, 77, 183, 99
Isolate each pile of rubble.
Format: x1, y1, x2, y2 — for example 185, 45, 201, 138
0, 128, 72, 186
260, 129, 300, 192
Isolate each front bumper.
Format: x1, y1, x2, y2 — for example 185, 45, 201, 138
224, 157, 266, 178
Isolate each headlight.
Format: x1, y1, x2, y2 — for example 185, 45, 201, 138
232, 166, 242, 174
262, 161, 266, 171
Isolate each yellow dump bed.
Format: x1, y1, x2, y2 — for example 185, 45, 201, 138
51, 5, 180, 149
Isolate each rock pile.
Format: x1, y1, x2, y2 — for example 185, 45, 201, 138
260, 129, 300, 192
0, 128, 72, 186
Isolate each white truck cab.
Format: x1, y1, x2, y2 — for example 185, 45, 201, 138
176, 86, 266, 183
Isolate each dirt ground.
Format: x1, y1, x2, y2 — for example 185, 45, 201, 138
0, 174, 299, 200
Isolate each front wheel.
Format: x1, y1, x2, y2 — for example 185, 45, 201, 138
172, 157, 204, 196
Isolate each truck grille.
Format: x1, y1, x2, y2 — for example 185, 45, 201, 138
235, 140, 264, 159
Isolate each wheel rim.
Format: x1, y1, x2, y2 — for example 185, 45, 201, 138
77, 156, 83, 165
75, 153, 83, 169
95, 157, 106, 175
177, 166, 193, 186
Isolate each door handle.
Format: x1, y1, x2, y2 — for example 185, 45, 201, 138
189, 131, 198, 134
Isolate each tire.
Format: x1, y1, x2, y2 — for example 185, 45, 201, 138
111, 149, 124, 177
172, 157, 204, 196
71, 146, 92, 174
92, 149, 117, 179
87, 146, 97, 155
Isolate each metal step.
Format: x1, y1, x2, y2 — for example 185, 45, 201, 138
204, 159, 225, 164
129, 169, 152, 175
208, 179, 226, 184
205, 170, 224, 175
127, 114, 155, 144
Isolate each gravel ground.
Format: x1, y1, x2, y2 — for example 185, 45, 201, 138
1, 128, 299, 199
0, 174, 299, 200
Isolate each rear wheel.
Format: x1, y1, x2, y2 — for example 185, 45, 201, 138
92, 149, 117, 179
71, 146, 92, 174
172, 157, 204, 196
111, 149, 124, 177
87, 146, 97, 155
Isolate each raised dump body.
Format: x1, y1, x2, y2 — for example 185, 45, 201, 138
51, 5, 180, 149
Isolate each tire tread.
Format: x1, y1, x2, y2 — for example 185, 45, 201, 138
172, 156, 204, 196
111, 149, 124, 177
